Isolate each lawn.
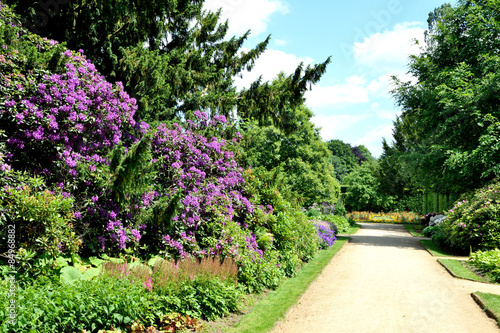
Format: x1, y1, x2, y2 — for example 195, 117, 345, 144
438, 259, 486, 282
420, 239, 455, 257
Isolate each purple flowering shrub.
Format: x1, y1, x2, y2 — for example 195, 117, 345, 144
315, 224, 337, 249
439, 182, 500, 253
0, 3, 322, 294
145, 112, 267, 258
0, 9, 152, 254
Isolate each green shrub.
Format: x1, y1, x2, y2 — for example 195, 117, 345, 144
333, 197, 347, 217
305, 208, 321, 218
0, 172, 81, 259
441, 182, 500, 253
422, 224, 447, 247
152, 276, 242, 321
236, 249, 283, 293
422, 225, 440, 237
318, 214, 350, 234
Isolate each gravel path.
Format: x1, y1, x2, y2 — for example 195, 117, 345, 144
272, 223, 500, 333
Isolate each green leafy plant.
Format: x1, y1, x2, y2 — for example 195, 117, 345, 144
0, 275, 157, 332
0, 173, 81, 259
469, 249, 500, 282
157, 313, 203, 332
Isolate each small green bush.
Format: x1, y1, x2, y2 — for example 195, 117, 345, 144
333, 197, 347, 217
441, 182, 500, 253
317, 214, 350, 234
423, 225, 440, 238
424, 224, 447, 247
0, 172, 81, 259
152, 276, 242, 321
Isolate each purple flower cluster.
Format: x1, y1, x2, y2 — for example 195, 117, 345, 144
151, 111, 258, 244
1, 5, 274, 262
245, 233, 263, 262
3, 48, 144, 177
1, 23, 149, 251
315, 224, 336, 249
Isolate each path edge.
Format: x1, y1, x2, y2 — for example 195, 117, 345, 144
471, 292, 500, 323
270, 237, 353, 332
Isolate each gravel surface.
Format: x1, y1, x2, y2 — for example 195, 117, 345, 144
272, 223, 500, 333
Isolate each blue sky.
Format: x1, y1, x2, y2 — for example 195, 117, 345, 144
204, 0, 453, 157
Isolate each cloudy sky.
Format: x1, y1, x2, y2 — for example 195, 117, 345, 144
204, 0, 452, 157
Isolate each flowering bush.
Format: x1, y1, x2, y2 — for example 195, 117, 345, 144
315, 224, 336, 249
0, 2, 325, 295
0, 6, 155, 253
439, 182, 500, 253
143, 111, 256, 258
348, 211, 422, 223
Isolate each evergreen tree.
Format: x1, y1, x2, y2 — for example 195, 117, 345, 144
6, 0, 330, 127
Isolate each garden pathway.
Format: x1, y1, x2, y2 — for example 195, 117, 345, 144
272, 223, 500, 333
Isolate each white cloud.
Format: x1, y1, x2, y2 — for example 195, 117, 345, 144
234, 48, 314, 90
203, 0, 289, 37
354, 22, 425, 74
305, 76, 370, 108
372, 107, 401, 121
367, 73, 395, 97
311, 114, 371, 141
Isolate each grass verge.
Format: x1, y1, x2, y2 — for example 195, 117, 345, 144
420, 239, 454, 257
438, 259, 485, 282
472, 292, 500, 326
345, 223, 361, 235
404, 224, 425, 237
226, 237, 350, 333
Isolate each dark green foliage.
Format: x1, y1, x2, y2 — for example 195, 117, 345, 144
377, 133, 423, 213
0, 276, 153, 332
343, 161, 395, 212
240, 104, 340, 207
326, 139, 359, 183
107, 134, 157, 209
422, 191, 458, 214
333, 196, 348, 217
391, 0, 500, 195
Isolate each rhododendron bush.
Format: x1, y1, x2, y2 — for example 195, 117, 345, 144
0, 16, 151, 253
0, 2, 319, 293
